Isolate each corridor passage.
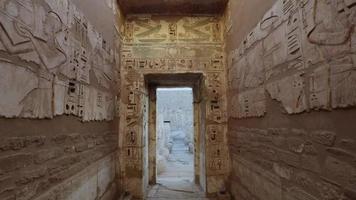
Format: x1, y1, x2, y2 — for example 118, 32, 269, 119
1, 0, 355, 199
158, 130, 194, 182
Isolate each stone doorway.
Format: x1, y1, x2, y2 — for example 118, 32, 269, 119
120, 63, 229, 199
146, 74, 205, 193
155, 88, 194, 183
119, 14, 229, 199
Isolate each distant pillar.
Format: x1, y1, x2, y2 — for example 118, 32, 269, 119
163, 121, 171, 151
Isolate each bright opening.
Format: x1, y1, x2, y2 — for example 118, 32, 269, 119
156, 87, 194, 183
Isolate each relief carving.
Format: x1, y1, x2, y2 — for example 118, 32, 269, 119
120, 15, 228, 194
168, 23, 177, 42
330, 55, 356, 108
267, 72, 307, 114
0, 0, 117, 120
263, 24, 288, 79
309, 64, 331, 110
207, 125, 225, 144
0, 0, 66, 118
125, 127, 140, 146
134, 18, 167, 43
179, 18, 212, 42
234, 42, 265, 90
207, 158, 228, 175
232, 87, 266, 118
229, 0, 356, 118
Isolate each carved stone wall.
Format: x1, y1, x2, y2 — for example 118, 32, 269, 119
0, 0, 119, 121
227, 0, 356, 199
119, 15, 229, 197
0, 0, 122, 199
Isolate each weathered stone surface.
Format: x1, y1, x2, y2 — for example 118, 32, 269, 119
283, 187, 318, 200
317, 181, 348, 200
276, 149, 300, 167
266, 72, 307, 114
0, 153, 33, 173
309, 65, 331, 110
0, 130, 117, 198
0, 0, 118, 121
231, 87, 266, 118
287, 138, 305, 154
311, 131, 336, 146
326, 147, 356, 160
0, 176, 15, 194
34, 154, 117, 200
273, 163, 292, 179
330, 56, 356, 108
324, 156, 356, 189
229, 124, 356, 200
301, 155, 321, 173
233, 157, 282, 200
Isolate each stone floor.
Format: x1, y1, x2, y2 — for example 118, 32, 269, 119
119, 136, 224, 200
158, 136, 194, 181
147, 179, 212, 200
148, 135, 210, 199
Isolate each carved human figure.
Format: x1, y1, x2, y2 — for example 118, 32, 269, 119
0, 0, 37, 117
0, 0, 33, 54
16, 10, 66, 71
19, 4, 67, 118
0, 0, 67, 118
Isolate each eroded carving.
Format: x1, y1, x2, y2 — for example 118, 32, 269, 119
232, 88, 266, 118
267, 72, 307, 114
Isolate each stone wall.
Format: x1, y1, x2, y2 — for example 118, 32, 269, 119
0, 117, 118, 200
119, 15, 229, 198
0, 0, 121, 199
226, 0, 356, 199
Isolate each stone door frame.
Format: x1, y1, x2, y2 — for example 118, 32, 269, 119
145, 73, 205, 189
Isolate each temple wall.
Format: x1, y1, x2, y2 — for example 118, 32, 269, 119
226, 0, 356, 199
120, 15, 229, 198
0, 0, 122, 199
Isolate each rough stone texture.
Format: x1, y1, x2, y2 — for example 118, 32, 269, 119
119, 15, 229, 198
35, 153, 117, 200
0, 116, 118, 200
227, 0, 356, 199
0, 0, 121, 199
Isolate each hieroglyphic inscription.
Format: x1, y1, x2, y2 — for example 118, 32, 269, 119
0, 0, 117, 120
120, 16, 228, 195
229, 0, 356, 118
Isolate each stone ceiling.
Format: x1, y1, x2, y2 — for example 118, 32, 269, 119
117, 0, 228, 15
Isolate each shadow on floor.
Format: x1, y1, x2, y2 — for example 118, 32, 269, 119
147, 179, 213, 200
